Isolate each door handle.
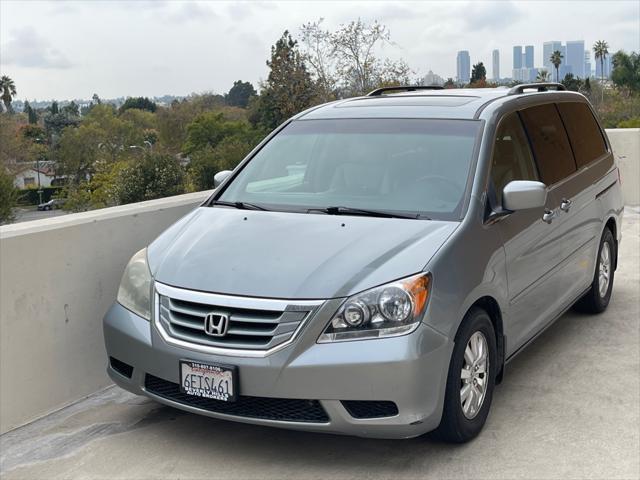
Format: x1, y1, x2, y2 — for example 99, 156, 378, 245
560, 198, 572, 212
542, 208, 556, 224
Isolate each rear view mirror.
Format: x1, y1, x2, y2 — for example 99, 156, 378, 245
213, 170, 232, 188
502, 180, 547, 211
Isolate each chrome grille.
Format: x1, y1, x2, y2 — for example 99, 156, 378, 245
154, 282, 322, 354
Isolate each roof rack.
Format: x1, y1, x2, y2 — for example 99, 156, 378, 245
507, 82, 566, 95
367, 85, 444, 96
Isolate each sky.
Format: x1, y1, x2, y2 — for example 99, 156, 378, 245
1, 0, 638, 101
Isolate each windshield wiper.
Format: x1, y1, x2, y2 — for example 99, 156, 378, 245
308, 206, 427, 219
210, 200, 269, 211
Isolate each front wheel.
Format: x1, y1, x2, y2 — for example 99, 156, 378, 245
432, 307, 497, 443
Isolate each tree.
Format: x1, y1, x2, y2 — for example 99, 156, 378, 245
182, 111, 249, 154
119, 97, 157, 113
24, 100, 38, 123
550, 50, 563, 82
300, 19, 337, 102
0, 76, 17, 113
470, 62, 486, 83
611, 50, 640, 92
0, 169, 17, 224
225, 81, 257, 108
62, 101, 80, 117
49, 101, 59, 114
115, 152, 185, 204
561, 73, 584, 92
593, 40, 610, 84
536, 69, 550, 82
255, 31, 316, 129
443, 78, 456, 89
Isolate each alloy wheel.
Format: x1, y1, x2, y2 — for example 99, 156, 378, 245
460, 331, 489, 419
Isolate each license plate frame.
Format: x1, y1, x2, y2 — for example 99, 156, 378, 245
179, 360, 237, 402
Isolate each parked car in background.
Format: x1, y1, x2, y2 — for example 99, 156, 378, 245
104, 84, 623, 443
37, 198, 65, 211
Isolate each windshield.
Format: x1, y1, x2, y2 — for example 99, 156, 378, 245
217, 118, 481, 220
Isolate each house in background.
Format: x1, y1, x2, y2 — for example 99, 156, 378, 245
13, 165, 56, 189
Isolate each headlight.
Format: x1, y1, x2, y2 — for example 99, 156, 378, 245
117, 248, 152, 320
318, 273, 431, 343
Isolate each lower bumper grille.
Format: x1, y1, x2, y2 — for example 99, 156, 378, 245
341, 400, 399, 419
109, 357, 133, 378
144, 374, 329, 423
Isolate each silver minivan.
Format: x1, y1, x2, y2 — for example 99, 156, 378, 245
104, 84, 623, 442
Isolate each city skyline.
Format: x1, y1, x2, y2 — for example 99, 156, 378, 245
1, 1, 638, 100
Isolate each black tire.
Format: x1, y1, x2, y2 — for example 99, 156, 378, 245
432, 307, 497, 443
574, 228, 615, 313
44, 206, 50, 211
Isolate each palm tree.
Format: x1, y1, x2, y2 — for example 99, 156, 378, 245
0, 75, 17, 113
593, 40, 609, 83
550, 51, 563, 82
537, 69, 550, 82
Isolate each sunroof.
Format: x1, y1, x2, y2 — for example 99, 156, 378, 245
336, 96, 479, 108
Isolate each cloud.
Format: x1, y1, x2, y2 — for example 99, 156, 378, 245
460, 1, 523, 31
1, 26, 73, 69
164, 2, 216, 23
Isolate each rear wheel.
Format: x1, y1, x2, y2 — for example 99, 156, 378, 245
575, 228, 615, 313
433, 307, 497, 443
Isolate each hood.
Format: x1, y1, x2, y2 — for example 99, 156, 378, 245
148, 207, 457, 299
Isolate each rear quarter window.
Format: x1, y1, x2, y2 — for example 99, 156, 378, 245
556, 102, 608, 168
519, 103, 577, 185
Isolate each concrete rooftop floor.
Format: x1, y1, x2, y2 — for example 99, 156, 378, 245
1, 209, 639, 480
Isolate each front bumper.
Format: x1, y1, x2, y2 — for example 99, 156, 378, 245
103, 301, 452, 439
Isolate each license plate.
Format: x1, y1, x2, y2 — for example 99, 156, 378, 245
180, 360, 237, 402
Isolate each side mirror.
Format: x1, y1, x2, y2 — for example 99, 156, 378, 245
213, 170, 232, 188
502, 180, 547, 211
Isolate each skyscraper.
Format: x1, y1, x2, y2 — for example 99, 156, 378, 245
595, 55, 612, 79
584, 50, 592, 78
456, 50, 470, 83
513, 46, 522, 70
566, 40, 585, 77
492, 49, 500, 80
524, 45, 534, 69
543, 41, 562, 72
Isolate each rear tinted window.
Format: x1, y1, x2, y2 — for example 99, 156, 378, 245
519, 104, 577, 185
557, 102, 607, 168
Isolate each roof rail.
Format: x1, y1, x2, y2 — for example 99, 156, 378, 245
367, 85, 444, 96
507, 82, 566, 95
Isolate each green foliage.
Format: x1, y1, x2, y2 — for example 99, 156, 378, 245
24, 100, 38, 124
119, 97, 157, 113
255, 31, 317, 129
226, 81, 257, 108
470, 62, 486, 83
62, 101, 80, 117
617, 117, 640, 128
0, 169, 17, 223
611, 51, 640, 92
589, 86, 640, 128
49, 101, 59, 114
561, 73, 584, 92
183, 112, 249, 154
115, 152, 185, 204
16, 186, 64, 206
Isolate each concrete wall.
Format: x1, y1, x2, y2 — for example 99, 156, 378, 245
0, 191, 210, 433
606, 128, 640, 206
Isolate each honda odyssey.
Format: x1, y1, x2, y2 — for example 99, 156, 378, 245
104, 84, 623, 442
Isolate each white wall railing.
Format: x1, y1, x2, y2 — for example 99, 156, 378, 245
0, 128, 638, 434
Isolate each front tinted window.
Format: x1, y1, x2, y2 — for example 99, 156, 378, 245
219, 119, 481, 220
519, 104, 577, 185
557, 102, 607, 168
490, 113, 539, 205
